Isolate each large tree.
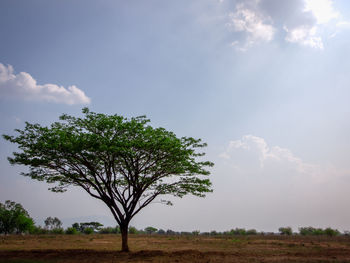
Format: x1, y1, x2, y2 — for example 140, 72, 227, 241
0, 200, 35, 234
3, 108, 213, 251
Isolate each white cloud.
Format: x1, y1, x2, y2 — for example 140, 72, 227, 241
220, 135, 347, 182
223, 0, 343, 50
215, 135, 350, 231
0, 63, 91, 105
227, 3, 275, 49
284, 25, 324, 49
304, 0, 339, 24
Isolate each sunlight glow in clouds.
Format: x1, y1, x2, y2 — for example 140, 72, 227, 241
227, 4, 275, 50
305, 0, 339, 24
225, 0, 342, 50
0, 63, 91, 105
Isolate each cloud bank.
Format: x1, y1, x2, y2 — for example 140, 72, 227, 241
0, 63, 91, 105
216, 135, 350, 231
219, 135, 346, 182
223, 0, 343, 50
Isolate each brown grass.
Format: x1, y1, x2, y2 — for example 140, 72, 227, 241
1, 234, 350, 262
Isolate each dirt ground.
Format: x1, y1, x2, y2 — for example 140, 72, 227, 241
1, 234, 350, 262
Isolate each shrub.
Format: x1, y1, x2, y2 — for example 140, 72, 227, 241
99, 226, 120, 234
51, 228, 64, 234
230, 228, 246, 235
30, 225, 49, 235
128, 226, 138, 234
324, 227, 340, 237
66, 227, 78, 235
192, 230, 200, 235
157, 229, 166, 235
279, 227, 293, 236
83, 227, 94, 235
246, 229, 257, 235
145, 226, 157, 234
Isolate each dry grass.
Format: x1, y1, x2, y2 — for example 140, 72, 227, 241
1, 234, 350, 262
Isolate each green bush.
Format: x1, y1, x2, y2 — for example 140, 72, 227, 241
145, 226, 158, 234
246, 229, 257, 235
279, 227, 293, 236
66, 227, 78, 235
99, 226, 120, 234
51, 228, 64, 234
128, 226, 138, 234
324, 227, 340, 237
230, 228, 246, 235
29, 225, 49, 235
83, 227, 94, 235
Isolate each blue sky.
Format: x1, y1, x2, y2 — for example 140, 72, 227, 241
1, 0, 350, 232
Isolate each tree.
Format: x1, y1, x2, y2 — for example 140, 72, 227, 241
44, 216, 62, 230
278, 227, 292, 236
79, 222, 103, 232
0, 200, 34, 234
145, 226, 157, 234
3, 108, 213, 251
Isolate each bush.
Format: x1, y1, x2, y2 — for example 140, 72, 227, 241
29, 225, 49, 235
145, 226, 157, 234
246, 229, 257, 235
66, 227, 78, 235
128, 226, 138, 234
298, 227, 337, 236
157, 229, 166, 235
83, 227, 94, 235
192, 230, 200, 235
324, 227, 340, 237
99, 226, 120, 234
51, 228, 64, 234
279, 227, 293, 236
230, 228, 246, 235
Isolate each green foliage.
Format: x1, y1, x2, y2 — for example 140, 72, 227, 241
279, 227, 293, 236
128, 226, 138, 234
44, 217, 62, 231
192, 230, 200, 235
246, 229, 257, 235
65, 227, 78, 235
51, 228, 64, 234
324, 227, 340, 237
0, 200, 34, 234
83, 227, 94, 235
30, 225, 49, 235
157, 229, 166, 235
299, 227, 339, 236
145, 226, 158, 234
230, 228, 247, 235
79, 222, 103, 232
99, 226, 120, 234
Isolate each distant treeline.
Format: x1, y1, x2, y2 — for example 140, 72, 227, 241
28, 225, 347, 237
0, 200, 347, 237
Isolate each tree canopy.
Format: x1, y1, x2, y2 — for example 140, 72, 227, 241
3, 108, 213, 251
0, 200, 34, 234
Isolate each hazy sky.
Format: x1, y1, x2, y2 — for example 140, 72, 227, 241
1, 0, 350, 232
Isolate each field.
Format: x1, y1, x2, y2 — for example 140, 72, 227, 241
1, 234, 350, 262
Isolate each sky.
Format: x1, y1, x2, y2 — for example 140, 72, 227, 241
1, 0, 350, 233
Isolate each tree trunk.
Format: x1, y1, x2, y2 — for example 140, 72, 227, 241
120, 224, 129, 252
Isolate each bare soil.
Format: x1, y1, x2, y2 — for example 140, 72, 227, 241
1, 234, 350, 262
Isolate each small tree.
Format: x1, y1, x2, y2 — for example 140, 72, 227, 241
44, 217, 62, 231
0, 200, 34, 234
278, 227, 292, 236
4, 108, 213, 251
145, 226, 157, 234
